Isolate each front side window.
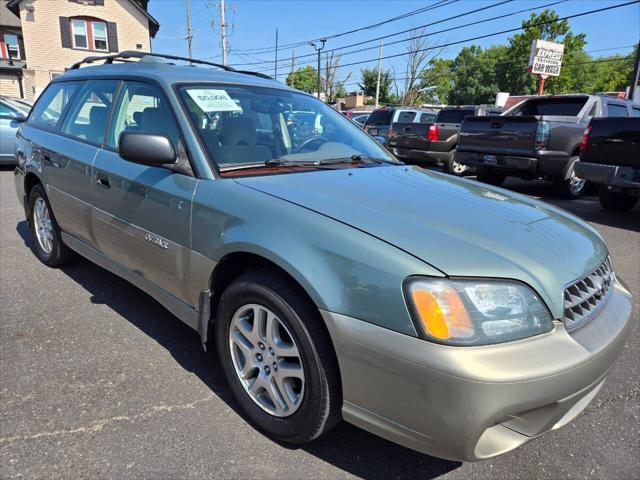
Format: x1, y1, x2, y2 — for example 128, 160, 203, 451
61, 80, 119, 145
28, 82, 81, 130
178, 84, 396, 174
2, 34, 20, 59
108, 81, 180, 150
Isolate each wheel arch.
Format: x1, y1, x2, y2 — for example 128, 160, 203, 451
203, 249, 343, 393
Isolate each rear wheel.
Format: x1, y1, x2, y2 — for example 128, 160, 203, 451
215, 270, 341, 444
476, 171, 506, 186
446, 154, 468, 176
28, 184, 75, 267
555, 158, 587, 199
598, 187, 639, 212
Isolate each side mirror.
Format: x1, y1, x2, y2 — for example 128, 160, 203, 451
118, 132, 176, 166
1, 111, 26, 122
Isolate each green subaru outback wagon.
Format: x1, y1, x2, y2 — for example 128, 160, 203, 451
13, 52, 634, 461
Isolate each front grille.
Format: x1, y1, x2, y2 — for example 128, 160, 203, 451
563, 257, 614, 331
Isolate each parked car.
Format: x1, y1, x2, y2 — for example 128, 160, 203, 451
350, 113, 369, 128
0, 96, 30, 164
363, 107, 435, 144
14, 51, 634, 462
575, 117, 640, 212
455, 94, 639, 197
388, 105, 503, 175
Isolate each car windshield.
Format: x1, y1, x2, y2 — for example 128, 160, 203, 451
435, 109, 474, 123
179, 84, 396, 173
509, 97, 588, 116
4, 98, 31, 115
364, 109, 393, 126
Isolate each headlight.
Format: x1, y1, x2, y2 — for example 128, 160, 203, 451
405, 278, 553, 346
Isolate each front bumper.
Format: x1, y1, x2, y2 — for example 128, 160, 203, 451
321, 278, 634, 461
575, 162, 640, 196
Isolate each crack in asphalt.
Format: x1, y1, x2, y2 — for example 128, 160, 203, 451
0, 394, 216, 446
585, 385, 640, 412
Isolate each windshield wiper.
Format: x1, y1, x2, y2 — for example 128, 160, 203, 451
219, 155, 392, 173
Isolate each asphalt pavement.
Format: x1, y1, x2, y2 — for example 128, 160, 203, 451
1, 167, 638, 479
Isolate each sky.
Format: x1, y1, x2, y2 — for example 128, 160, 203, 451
148, 0, 640, 92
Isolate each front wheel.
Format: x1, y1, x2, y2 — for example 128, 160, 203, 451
215, 270, 341, 444
598, 187, 639, 212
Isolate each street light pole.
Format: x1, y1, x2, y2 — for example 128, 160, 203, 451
310, 38, 326, 100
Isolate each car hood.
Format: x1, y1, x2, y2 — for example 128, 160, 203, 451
235, 165, 608, 318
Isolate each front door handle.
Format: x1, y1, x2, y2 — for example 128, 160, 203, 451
96, 173, 111, 189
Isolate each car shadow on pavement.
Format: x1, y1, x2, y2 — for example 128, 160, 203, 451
15, 220, 461, 480
497, 178, 639, 233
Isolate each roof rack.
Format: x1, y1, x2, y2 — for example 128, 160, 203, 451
69, 51, 273, 80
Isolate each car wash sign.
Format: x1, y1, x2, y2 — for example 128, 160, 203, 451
528, 39, 564, 77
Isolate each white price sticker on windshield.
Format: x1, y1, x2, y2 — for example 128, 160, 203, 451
187, 89, 242, 113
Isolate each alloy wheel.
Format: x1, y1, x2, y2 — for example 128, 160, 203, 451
33, 197, 53, 254
228, 303, 305, 417
569, 170, 586, 195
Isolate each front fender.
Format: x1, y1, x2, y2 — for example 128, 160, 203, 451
191, 179, 443, 337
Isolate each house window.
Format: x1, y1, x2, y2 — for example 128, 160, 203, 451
70, 18, 109, 51
71, 19, 88, 48
1, 34, 20, 59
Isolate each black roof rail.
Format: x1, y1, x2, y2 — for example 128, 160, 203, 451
70, 50, 273, 79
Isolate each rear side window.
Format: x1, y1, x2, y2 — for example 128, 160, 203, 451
28, 82, 80, 130
365, 109, 393, 126
510, 98, 588, 116
60, 80, 120, 145
435, 109, 474, 124
608, 104, 629, 117
107, 81, 181, 150
396, 110, 417, 123
419, 112, 436, 123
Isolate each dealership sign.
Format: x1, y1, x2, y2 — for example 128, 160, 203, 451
528, 39, 565, 77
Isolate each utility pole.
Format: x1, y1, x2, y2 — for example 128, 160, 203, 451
375, 40, 383, 108
274, 29, 279, 81
310, 38, 326, 100
220, 0, 228, 64
628, 45, 640, 101
185, 0, 193, 61
290, 49, 295, 85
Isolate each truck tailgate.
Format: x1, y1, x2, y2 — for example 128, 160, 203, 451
458, 116, 539, 155
389, 122, 430, 151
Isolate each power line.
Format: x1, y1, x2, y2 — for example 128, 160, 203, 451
231, 0, 517, 67
255, 0, 569, 74
230, 0, 458, 56
338, 53, 635, 90
274, 1, 640, 76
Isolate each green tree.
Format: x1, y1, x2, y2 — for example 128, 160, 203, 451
358, 67, 393, 103
286, 65, 318, 94
504, 9, 587, 95
419, 58, 453, 104
447, 45, 509, 104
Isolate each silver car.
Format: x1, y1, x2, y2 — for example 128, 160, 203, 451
0, 96, 30, 164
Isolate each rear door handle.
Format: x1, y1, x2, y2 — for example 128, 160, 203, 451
96, 172, 111, 189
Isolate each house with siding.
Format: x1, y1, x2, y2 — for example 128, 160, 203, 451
0, 0, 158, 100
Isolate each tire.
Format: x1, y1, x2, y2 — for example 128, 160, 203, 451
215, 270, 341, 444
27, 184, 76, 267
555, 158, 587, 199
476, 171, 506, 186
598, 186, 639, 212
446, 154, 468, 176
